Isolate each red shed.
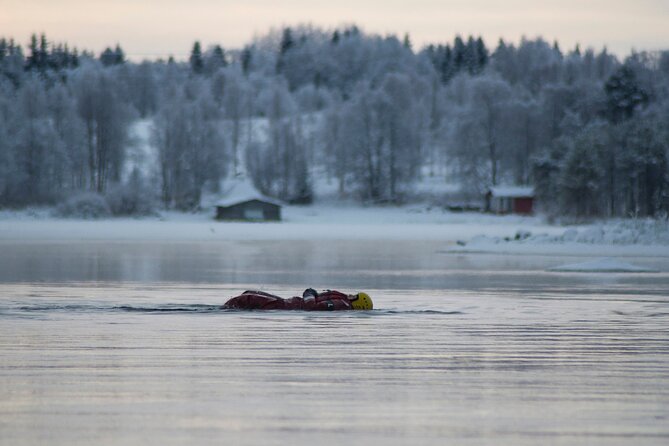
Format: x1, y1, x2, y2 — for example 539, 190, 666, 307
485, 186, 535, 215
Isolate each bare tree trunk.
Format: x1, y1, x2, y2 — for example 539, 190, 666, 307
86, 120, 95, 191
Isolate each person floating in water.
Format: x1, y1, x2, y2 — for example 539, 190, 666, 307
222, 288, 373, 311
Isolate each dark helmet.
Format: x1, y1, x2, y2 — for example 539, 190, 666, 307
303, 288, 318, 299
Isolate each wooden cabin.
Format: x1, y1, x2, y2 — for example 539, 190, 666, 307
485, 186, 535, 215
215, 178, 282, 221
216, 199, 281, 221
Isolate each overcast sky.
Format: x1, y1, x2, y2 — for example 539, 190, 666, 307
2, 0, 668, 59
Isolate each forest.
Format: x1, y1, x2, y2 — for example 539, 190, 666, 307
0, 26, 668, 218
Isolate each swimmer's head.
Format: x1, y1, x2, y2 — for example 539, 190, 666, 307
350, 292, 373, 310
303, 288, 318, 299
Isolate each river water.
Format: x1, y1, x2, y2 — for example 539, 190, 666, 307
1, 240, 668, 445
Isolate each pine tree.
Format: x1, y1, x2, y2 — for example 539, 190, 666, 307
280, 28, 294, 55
240, 46, 252, 75
424, 44, 453, 83
620, 116, 669, 216
532, 141, 564, 216
440, 45, 454, 83
114, 44, 125, 64
26, 34, 39, 71
212, 45, 227, 67
403, 33, 412, 51
71, 48, 79, 67
100, 47, 116, 66
343, 26, 360, 38
62, 44, 71, 68
475, 37, 488, 72
443, 45, 454, 81
605, 64, 649, 123
189, 41, 203, 74
276, 28, 294, 74
464, 36, 478, 74
572, 44, 581, 57
39, 34, 48, 69
559, 131, 604, 217
453, 36, 466, 73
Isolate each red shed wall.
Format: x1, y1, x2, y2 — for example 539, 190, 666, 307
513, 197, 534, 214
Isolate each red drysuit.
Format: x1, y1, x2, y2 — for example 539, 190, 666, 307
223, 290, 354, 311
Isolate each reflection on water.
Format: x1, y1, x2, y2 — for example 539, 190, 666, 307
1, 240, 668, 290
0, 241, 668, 445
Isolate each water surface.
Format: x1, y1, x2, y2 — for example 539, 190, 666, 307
1, 240, 668, 445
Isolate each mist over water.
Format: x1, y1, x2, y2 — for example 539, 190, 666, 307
1, 240, 668, 445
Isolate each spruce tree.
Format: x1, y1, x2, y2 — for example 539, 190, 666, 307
276, 28, 294, 74
114, 44, 125, 64
441, 45, 453, 83
453, 36, 466, 73
100, 47, 116, 66
39, 34, 48, 70
605, 64, 648, 123
403, 33, 412, 51
560, 134, 604, 217
62, 44, 70, 68
475, 37, 488, 72
189, 41, 203, 74
241, 46, 252, 75
212, 45, 226, 67
464, 36, 478, 74
280, 28, 294, 55
572, 44, 581, 57
71, 48, 79, 67
621, 117, 669, 216
27, 34, 39, 71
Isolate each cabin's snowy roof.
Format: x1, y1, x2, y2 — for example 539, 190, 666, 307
489, 186, 534, 198
216, 178, 283, 208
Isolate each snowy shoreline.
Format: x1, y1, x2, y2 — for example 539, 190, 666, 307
1, 206, 668, 258
0, 205, 558, 242
446, 218, 669, 257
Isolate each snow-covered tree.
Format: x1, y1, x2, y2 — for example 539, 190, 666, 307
605, 63, 649, 123
449, 74, 513, 190
0, 27, 667, 217
152, 78, 227, 209
559, 123, 607, 217
71, 63, 133, 193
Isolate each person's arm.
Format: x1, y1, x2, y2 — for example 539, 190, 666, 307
224, 291, 285, 310
307, 290, 353, 311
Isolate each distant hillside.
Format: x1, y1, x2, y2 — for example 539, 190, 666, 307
1, 28, 668, 217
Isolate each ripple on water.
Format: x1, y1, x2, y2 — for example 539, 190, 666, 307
1, 270, 669, 445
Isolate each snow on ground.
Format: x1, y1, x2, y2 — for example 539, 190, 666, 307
0, 205, 559, 243
123, 119, 157, 181
448, 218, 669, 257
547, 258, 658, 273
1, 206, 667, 258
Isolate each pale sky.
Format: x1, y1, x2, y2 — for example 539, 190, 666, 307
1, 0, 668, 59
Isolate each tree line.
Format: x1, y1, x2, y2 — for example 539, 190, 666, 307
0, 27, 668, 217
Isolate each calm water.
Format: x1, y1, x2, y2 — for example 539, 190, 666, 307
1, 240, 668, 445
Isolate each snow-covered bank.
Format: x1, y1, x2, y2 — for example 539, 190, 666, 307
547, 258, 658, 272
448, 219, 669, 257
2, 207, 668, 259
0, 205, 559, 242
